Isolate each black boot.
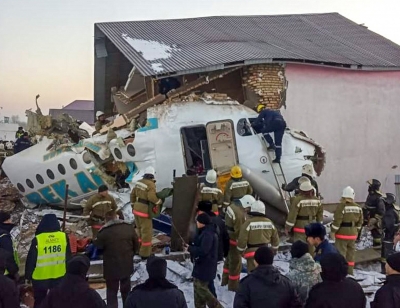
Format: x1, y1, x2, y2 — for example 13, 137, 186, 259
273, 146, 282, 163
267, 145, 276, 151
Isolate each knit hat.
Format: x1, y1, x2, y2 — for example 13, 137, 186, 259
254, 246, 274, 265
197, 201, 212, 213
0, 212, 10, 223
387, 252, 400, 272
67, 255, 90, 277
98, 185, 108, 193
291, 241, 309, 259
146, 256, 167, 279
305, 223, 326, 240
320, 253, 348, 282
196, 213, 211, 225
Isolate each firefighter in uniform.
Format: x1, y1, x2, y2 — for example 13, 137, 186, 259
223, 165, 253, 210
237, 200, 280, 272
130, 166, 162, 259
381, 193, 400, 269
364, 179, 385, 248
221, 194, 255, 291
94, 111, 110, 133
83, 185, 122, 238
330, 186, 363, 275
199, 169, 223, 215
282, 164, 320, 197
285, 181, 323, 253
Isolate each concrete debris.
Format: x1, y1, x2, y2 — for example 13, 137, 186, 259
0, 178, 21, 212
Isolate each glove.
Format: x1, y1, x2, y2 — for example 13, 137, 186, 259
152, 205, 158, 214
281, 183, 286, 190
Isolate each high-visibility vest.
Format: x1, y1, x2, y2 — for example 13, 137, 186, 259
0, 234, 20, 275
32, 232, 67, 281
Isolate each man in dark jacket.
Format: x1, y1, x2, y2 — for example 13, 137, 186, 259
305, 253, 366, 308
371, 252, 400, 308
0, 212, 19, 281
282, 164, 319, 197
41, 255, 106, 308
25, 214, 71, 308
381, 193, 400, 268
94, 210, 139, 308
234, 246, 301, 308
305, 223, 338, 263
14, 132, 32, 154
125, 256, 187, 308
0, 248, 19, 308
186, 213, 222, 308
197, 201, 229, 298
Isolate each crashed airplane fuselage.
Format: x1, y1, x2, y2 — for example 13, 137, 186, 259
2, 98, 325, 221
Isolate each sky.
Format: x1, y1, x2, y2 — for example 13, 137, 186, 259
0, 0, 399, 120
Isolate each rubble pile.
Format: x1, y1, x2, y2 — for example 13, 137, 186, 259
170, 92, 232, 103
0, 178, 21, 212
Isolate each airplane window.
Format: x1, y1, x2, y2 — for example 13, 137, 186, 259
26, 179, 34, 189
127, 144, 136, 157
82, 152, 92, 164
114, 148, 123, 159
47, 169, 55, 180
17, 183, 25, 193
70, 158, 78, 170
58, 164, 66, 175
36, 174, 44, 184
237, 118, 257, 137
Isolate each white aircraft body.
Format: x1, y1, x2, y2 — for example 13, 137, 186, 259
2, 99, 326, 223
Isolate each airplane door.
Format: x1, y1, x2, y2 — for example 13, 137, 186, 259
200, 140, 212, 170
206, 120, 238, 173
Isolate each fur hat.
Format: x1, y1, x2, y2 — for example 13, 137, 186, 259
196, 213, 211, 225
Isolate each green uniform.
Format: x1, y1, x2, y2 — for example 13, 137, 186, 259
331, 199, 363, 274
194, 278, 223, 308
223, 178, 253, 207
83, 193, 118, 238
32, 231, 67, 280
222, 201, 246, 291
199, 183, 223, 215
237, 215, 279, 272
286, 196, 323, 253
130, 178, 162, 258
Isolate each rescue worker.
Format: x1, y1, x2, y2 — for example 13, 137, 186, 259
223, 165, 253, 209
251, 104, 286, 163
282, 164, 319, 197
285, 181, 323, 253
0, 212, 19, 281
130, 166, 162, 259
94, 111, 110, 132
222, 194, 255, 291
25, 214, 71, 308
305, 223, 338, 263
237, 200, 280, 272
364, 179, 385, 248
381, 193, 400, 268
330, 186, 363, 275
14, 132, 32, 154
0, 250, 19, 308
199, 170, 223, 215
15, 126, 24, 139
83, 185, 122, 238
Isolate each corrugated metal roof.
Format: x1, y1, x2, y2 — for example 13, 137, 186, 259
63, 100, 94, 111
95, 13, 400, 76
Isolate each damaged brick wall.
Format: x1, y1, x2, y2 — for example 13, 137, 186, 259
242, 64, 287, 110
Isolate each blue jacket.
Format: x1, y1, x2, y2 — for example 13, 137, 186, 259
14, 137, 32, 154
314, 240, 338, 263
253, 109, 283, 127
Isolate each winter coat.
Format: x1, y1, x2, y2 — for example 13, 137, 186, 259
40, 273, 106, 308
14, 136, 32, 154
383, 205, 400, 241
94, 219, 139, 280
199, 183, 223, 214
131, 178, 162, 218
208, 211, 229, 261
286, 253, 322, 304
83, 193, 118, 224
283, 175, 319, 196
305, 277, 366, 308
0, 249, 19, 308
0, 223, 18, 279
125, 277, 187, 308
223, 178, 253, 206
314, 240, 338, 263
188, 224, 219, 282
371, 274, 400, 308
286, 196, 323, 233
234, 264, 302, 308
25, 214, 71, 289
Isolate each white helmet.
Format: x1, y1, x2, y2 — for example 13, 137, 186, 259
342, 186, 355, 199
302, 164, 314, 177
297, 176, 311, 185
144, 166, 155, 176
239, 195, 256, 209
250, 200, 266, 215
299, 181, 313, 192
206, 169, 217, 184
96, 111, 105, 118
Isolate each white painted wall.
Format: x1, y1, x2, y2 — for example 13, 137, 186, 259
0, 123, 18, 141
282, 63, 400, 203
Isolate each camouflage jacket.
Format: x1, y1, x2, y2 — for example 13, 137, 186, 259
286, 253, 322, 304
